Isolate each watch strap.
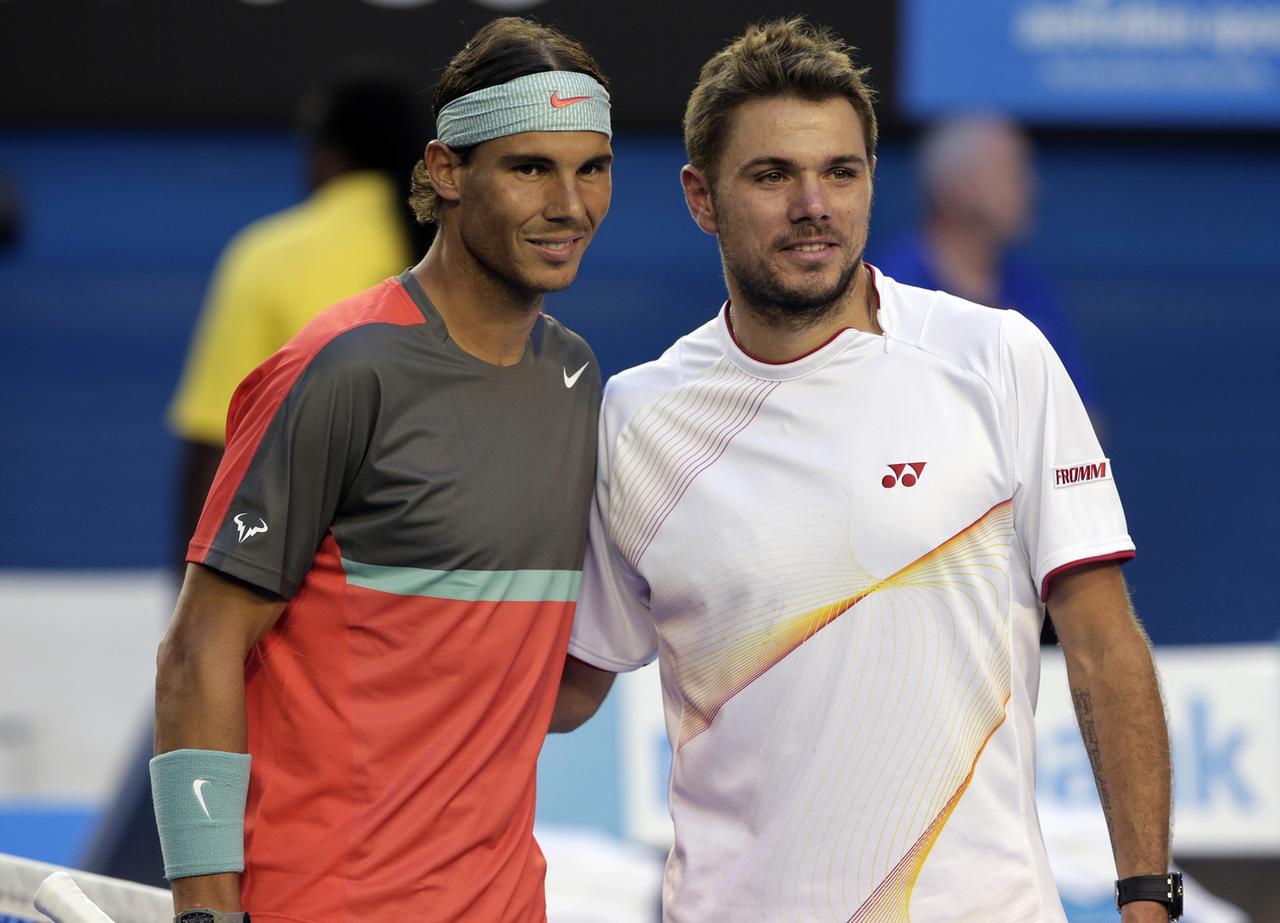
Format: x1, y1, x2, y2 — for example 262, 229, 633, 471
1115, 872, 1183, 919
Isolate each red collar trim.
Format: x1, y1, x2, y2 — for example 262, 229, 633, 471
722, 264, 881, 366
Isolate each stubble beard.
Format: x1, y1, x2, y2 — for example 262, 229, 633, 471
720, 220, 865, 333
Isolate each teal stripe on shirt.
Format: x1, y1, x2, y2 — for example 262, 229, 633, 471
341, 559, 582, 602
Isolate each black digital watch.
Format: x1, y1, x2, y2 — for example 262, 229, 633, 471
1115, 872, 1183, 920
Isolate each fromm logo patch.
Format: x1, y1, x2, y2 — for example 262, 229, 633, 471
1054, 459, 1111, 488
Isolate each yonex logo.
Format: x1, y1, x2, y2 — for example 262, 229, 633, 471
882, 462, 926, 489
233, 512, 268, 543
550, 91, 591, 109
1054, 459, 1111, 489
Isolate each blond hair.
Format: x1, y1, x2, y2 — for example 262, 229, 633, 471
683, 17, 878, 184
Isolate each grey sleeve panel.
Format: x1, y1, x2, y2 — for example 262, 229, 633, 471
198, 331, 382, 599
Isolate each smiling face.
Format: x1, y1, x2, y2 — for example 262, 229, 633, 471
450, 129, 613, 299
684, 95, 874, 329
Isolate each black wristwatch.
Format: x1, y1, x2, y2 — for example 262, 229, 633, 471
174, 911, 251, 923
1115, 872, 1183, 920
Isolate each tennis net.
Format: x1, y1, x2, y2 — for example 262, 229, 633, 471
0, 853, 168, 923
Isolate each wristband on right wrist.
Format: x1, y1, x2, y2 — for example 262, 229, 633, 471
150, 748, 251, 880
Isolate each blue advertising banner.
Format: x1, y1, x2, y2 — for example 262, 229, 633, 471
903, 0, 1280, 125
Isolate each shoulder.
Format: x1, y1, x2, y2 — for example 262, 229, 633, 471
244, 278, 423, 394
877, 270, 1020, 387
538, 312, 598, 369
536, 312, 603, 397
602, 313, 723, 425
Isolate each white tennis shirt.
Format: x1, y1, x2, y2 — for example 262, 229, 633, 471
569, 268, 1135, 922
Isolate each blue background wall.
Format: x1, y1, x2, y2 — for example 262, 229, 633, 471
3, 131, 1276, 645
1, 130, 1277, 877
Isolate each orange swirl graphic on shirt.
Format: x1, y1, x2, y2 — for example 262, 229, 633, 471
844, 694, 1009, 922
674, 499, 1014, 748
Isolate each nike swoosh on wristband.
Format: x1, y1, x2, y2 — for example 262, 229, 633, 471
563, 362, 590, 388
550, 92, 591, 109
193, 778, 212, 819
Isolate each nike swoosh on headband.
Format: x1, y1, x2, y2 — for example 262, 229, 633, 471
550, 92, 592, 109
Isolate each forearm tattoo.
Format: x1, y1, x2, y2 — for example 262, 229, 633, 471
1072, 688, 1112, 815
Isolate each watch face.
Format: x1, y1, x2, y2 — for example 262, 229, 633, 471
1171, 872, 1185, 915
177, 912, 216, 923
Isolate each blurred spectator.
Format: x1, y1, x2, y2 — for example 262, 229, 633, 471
874, 114, 1097, 410
167, 66, 431, 564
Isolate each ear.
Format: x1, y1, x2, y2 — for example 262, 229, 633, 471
425, 140, 464, 207
680, 164, 719, 236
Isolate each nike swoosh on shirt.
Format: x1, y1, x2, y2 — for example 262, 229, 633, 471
563, 362, 590, 388
193, 778, 212, 819
550, 92, 591, 109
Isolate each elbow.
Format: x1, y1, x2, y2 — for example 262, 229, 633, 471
154, 624, 225, 715
155, 631, 189, 699
548, 681, 614, 734
548, 698, 600, 735
548, 656, 617, 734
153, 627, 200, 711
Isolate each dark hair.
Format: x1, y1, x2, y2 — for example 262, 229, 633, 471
684, 17, 878, 186
299, 65, 434, 254
408, 17, 609, 225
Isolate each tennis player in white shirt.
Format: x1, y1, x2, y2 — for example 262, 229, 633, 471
552, 16, 1179, 923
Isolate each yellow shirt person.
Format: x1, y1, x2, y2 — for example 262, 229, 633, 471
169, 171, 411, 445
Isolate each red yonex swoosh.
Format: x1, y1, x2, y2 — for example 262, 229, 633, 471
550, 92, 591, 108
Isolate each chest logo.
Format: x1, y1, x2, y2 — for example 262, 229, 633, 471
233, 512, 269, 543
882, 461, 927, 488
563, 361, 590, 388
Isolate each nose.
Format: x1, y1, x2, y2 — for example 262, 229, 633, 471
544, 173, 587, 223
787, 173, 830, 224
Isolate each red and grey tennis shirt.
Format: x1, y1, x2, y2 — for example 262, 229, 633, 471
188, 271, 600, 923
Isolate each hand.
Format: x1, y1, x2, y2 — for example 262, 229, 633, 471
1121, 899, 1172, 922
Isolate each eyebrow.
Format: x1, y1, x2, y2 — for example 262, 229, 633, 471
495, 152, 615, 168
738, 153, 868, 173
496, 153, 556, 167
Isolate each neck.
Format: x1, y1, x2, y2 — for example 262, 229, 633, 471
410, 227, 541, 366
925, 215, 1001, 304
727, 263, 878, 364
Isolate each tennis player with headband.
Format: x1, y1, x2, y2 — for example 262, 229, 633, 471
152, 17, 612, 922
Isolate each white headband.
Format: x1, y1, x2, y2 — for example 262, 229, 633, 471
435, 71, 611, 148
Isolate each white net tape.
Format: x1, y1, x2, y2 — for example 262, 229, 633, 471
0, 854, 169, 923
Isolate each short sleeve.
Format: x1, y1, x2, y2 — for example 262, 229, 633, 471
568, 390, 660, 672
168, 230, 283, 445
187, 339, 377, 599
1001, 311, 1134, 602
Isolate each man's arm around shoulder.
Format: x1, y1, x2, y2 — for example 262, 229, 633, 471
154, 563, 286, 914
1049, 562, 1173, 923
